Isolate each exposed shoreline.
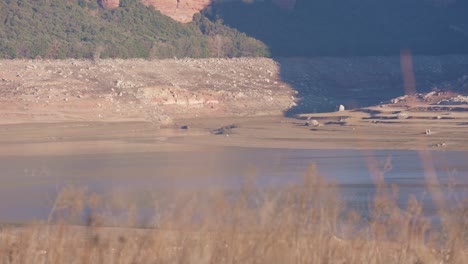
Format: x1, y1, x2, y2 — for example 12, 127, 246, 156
0, 57, 467, 154
0, 102, 467, 157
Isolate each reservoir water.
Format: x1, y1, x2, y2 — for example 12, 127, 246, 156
0, 148, 467, 225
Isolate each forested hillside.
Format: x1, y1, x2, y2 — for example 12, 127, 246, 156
0, 0, 268, 59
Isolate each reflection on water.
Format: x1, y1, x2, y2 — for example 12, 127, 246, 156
0, 148, 466, 224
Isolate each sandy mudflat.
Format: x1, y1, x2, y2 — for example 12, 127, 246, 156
0, 102, 467, 157
172, 105, 468, 151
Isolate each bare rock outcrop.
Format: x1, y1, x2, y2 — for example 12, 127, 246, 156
99, 0, 297, 23
141, 0, 212, 23
100, 0, 120, 9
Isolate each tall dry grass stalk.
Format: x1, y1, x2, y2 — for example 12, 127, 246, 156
0, 164, 466, 263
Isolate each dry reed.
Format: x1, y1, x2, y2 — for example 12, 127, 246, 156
0, 164, 466, 264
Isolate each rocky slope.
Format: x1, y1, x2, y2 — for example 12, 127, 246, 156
1, 55, 466, 125
102, 0, 295, 23
141, 0, 212, 23
100, 0, 212, 23
0, 58, 295, 124
100, 0, 120, 9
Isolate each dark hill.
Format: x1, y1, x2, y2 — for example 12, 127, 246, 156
204, 0, 468, 57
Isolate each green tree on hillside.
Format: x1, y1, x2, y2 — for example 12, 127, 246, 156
0, 0, 269, 59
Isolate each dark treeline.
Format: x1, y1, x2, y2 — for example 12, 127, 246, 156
204, 0, 468, 57
0, 0, 268, 59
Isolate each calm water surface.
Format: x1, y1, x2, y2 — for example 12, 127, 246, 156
0, 148, 467, 224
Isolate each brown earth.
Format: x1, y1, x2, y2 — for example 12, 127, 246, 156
100, 0, 120, 9
141, 0, 212, 23
100, 0, 212, 23
0, 58, 295, 125
0, 58, 467, 153
0, 103, 467, 158
100, 0, 296, 23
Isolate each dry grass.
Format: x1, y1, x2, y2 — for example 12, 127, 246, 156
0, 164, 467, 264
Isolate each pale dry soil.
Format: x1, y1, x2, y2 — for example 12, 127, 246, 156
0, 103, 467, 157
0, 58, 294, 124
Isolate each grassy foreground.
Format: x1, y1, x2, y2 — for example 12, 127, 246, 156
0, 165, 467, 264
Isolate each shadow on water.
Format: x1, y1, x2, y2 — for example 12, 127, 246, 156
202, 0, 468, 114
277, 56, 468, 115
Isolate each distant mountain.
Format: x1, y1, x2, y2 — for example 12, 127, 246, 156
0, 0, 268, 59
204, 0, 468, 56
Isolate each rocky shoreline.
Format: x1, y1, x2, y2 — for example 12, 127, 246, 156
0, 56, 467, 136
0, 58, 295, 125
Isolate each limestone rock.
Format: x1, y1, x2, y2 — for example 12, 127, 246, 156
141, 0, 212, 23
136, 0, 297, 23
100, 0, 120, 9
305, 119, 320, 127
397, 112, 409, 119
